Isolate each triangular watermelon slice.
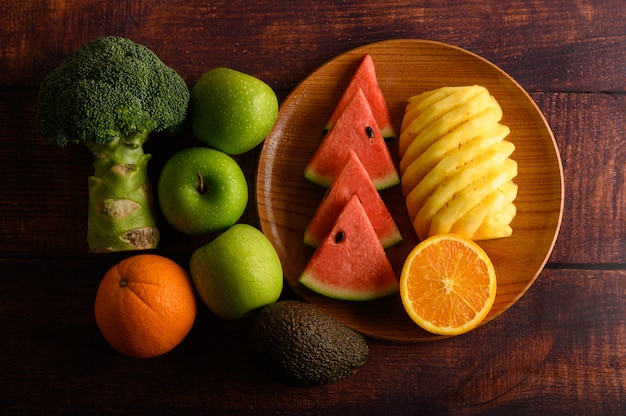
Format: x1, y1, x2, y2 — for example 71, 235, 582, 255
304, 88, 400, 190
324, 54, 396, 140
298, 194, 399, 301
304, 149, 402, 248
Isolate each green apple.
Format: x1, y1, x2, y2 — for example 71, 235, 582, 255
157, 147, 248, 236
190, 67, 278, 155
189, 224, 283, 320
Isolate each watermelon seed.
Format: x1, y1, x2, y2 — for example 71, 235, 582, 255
335, 231, 345, 244
365, 126, 374, 140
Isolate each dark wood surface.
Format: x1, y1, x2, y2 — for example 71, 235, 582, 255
1, 1, 624, 414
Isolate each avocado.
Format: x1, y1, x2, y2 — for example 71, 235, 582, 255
249, 300, 369, 386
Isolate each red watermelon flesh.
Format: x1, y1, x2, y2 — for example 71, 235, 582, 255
304, 149, 402, 249
324, 54, 396, 140
304, 88, 400, 190
298, 194, 399, 301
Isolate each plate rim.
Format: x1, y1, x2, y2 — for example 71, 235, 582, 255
256, 39, 564, 342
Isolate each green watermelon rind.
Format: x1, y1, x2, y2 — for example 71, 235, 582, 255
299, 269, 399, 301
324, 54, 396, 140
304, 224, 402, 250
304, 88, 400, 190
298, 195, 399, 302
304, 168, 400, 191
304, 150, 402, 249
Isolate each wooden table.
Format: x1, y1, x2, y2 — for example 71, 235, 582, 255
1, 1, 624, 414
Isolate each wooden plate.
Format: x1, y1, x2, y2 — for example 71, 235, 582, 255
256, 39, 564, 342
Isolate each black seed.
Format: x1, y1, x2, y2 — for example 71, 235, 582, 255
335, 231, 345, 244
365, 126, 374, 138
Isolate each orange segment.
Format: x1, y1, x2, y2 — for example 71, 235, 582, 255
399, 234, 496, 336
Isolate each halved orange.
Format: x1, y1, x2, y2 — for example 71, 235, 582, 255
399, 233, 497, 336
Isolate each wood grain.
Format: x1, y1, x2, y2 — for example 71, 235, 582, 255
257, 40, 563, 341
1, 261, 625, 414
1, 1, 624, 92
0, 0, 624, 414
1, 90, 622, 263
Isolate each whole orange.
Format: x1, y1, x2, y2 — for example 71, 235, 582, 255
94, 254, 197, 358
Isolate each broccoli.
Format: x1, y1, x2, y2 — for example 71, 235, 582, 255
36, 36, 190, 253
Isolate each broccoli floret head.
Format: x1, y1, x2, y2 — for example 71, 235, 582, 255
37, 36, 190, 147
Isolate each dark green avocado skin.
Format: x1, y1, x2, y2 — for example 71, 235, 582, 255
250, 301, 369, 386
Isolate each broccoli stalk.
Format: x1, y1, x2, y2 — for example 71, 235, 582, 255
86, 131, 156, 252
36, 36, 190, 252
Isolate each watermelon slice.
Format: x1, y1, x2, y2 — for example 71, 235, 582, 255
304, 88, 400, 190
324, 54, 396, 140
298, 194, 399, 301
304, 149, 402, 248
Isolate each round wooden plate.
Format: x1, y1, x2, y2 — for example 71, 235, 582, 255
256, 39, 564, 342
